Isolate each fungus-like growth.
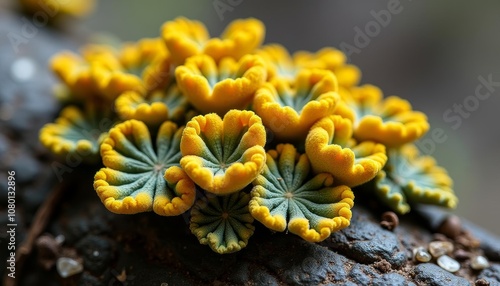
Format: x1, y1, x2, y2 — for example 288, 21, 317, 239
93, 120, 196, 215
294, 48, 361, 88
305, 115, 387, 187
115, 83, 189, 127
50, 51, 110, 102
162, 17, 265, 65
190, 192, 255, 254
204, 18, 265, 62
337, 84, 430, 147
250, 144, 354, 242
92, 38, 172, 100
51, 39, 171, 103
180, 110, 266, 195
40, 17, 461, 254
39, 105, 112, 161
257, 45, 361, 87
253, 69, 339, 141
373, 144, 458, 214
175, 54, 267, 115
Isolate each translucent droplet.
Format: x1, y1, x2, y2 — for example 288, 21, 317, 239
437, 255, 460, 273
413, 247, 432, 262
55, 235, 65, 245
428, 241, 454, 258
470, 255, 489, 270
56, 257, 83, 278
11, 58, 36, 82
93, 250, 100, 257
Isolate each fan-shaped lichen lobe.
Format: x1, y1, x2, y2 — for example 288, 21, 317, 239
175, 54, 267, 115
253, 69, 340, 141
153, 166, 196, 216
204, 18, 265, 62
180, 110, 266, 195
39, 105, 107, 159
250, 144, 354, 242
374, 144, 457, 214
305, 115, 387, 187
293, 47, 361, 88
341, 84, 430, 147
190, 192, 255, 254
161, 17, 210, 65
93, 168, 154, 214
95, 120, 196, 215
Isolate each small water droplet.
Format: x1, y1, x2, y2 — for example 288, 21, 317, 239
11, 58, 36, 82
55, 235, 65, 245
413, 247, 431, 262
93, 250, 100, 257
428, 241, 454, 258
470, 255, 489, 270
56, 257, 83, 278
437, 255, 460, 273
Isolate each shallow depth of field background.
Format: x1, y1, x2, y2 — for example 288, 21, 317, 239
10, 1, 500, 234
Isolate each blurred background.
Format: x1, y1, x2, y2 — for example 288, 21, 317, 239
2, 0, 500, 235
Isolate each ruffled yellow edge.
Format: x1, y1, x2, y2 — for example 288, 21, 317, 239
161, 17, 209, 65
204, 18, 265, 62
94, 120, 196, 215
398, 145, 457, 208
248, 186, 288, 232
375, 144, 457, 214
305, 115, 387, 187
175, 54, 267, 115
355, 96, 430, 147
288, 186, 354, 242
93, 168, 154, 214
253, 69, 339, 141
119, 38, 172, 93
180, 110, 266, 194
39, 106, 102, 158
293, 47, 361, 87
93, 167, 196, 216
50, 52, 99, 99
115, 91, 169, 126
91, 64, 144, 101
155, 166, 197, 216
250, 177, 354, 242
294, 47, 346, 71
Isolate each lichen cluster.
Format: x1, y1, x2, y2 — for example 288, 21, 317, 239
40, 17, 458, 254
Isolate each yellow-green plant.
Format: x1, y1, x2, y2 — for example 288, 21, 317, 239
40, 17, 457, 254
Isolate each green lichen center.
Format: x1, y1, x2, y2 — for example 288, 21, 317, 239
276, 89, 314, 114
127, 64, 146, 78
153, 163, 165, 173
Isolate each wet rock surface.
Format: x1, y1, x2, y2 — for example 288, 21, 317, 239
413, 263, 470, 286
2, 9, 500, 286
477, 263, 500, 285
323, 206, 408, 267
